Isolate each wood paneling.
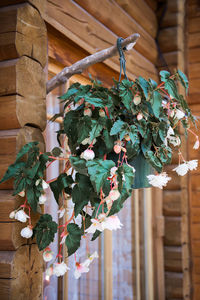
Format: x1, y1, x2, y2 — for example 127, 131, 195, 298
164, 217, 182, 246
163, 191, 182, 216
0, 3, 47, 67
0, 0, 46, 13
0, 191, 21, 222
165, 272, 183, 298
164, 246, 182, 272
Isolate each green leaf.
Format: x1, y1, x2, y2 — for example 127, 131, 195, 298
33, 214, 58, 251
84, 96, 104, 107
52, 147, 62, 157
110, 120, 125, 136
15, 142, 39, 163
77, 116, 92, 143
0, 161, 25, 183
160, 70, 170, 82
122, 164, 135, 191
145, 150, 163, 172
72, 174, 91, 217
59, 87, 79, 100
152, 91, 162, 118
102, 129, 115, 152
86, 159, 115, 193
91, 230, 102, 241
27, 186, 38, 212
164, 79, 179, 99
138, 76, 150, 98
65, 223, 82, 256
89, 119, 104, 140
129, 125, 139, 144
69, 156, 87, 175
108, 185, 131, 216
50, 173, 73, 203
177, 69, 189, 93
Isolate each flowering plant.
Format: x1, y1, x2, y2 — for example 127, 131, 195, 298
1, 69, 199, 278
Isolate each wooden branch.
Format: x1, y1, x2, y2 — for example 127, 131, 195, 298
46, 33, 140, 94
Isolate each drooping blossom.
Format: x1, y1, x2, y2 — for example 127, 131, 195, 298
99, 109, 106, 117
147, 172, 171, 189
102, 215, 123, 231
39, 194, 47, 205
18, 190, 25, 197
133, 95, 141, 105
166, 126, 181, 147
43, 247, 54, 262
57, 207, 66, 218
20, 226, 33, 238
85, 218, 103, 234
80, 149, 95, 160
9, 210, 16, 219
137, 113, 143, 121
173, 160, 198, 176
175, 109, 185, 120
108, 188, 120, 201
53, 262, 70, 277
15, 210, 30, 223
82, 251, 99, 268
114, 144, 122, 154
74, 262, 89, 279
110, 166, 118, 177
193, 138, 200, 150
35, 179, 49, 190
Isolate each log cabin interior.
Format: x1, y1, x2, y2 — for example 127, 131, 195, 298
0, 0, 200, 299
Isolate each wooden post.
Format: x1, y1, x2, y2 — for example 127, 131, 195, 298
0, 1, 47, 299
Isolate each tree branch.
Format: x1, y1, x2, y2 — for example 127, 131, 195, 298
46, 33, 140, 94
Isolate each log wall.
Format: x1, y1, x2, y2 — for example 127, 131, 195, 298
158, 1, 191, 299
187, 1, 200, 299
0, 1, 47, 299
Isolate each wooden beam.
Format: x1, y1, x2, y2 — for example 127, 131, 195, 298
0, 3, 47, 67
164, 217, 182, 246
74, 0, 157, 62
0, 0, 46, 14
104, 230, 113, 300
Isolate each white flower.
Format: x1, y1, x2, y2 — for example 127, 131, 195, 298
53, 262, 70, 277
167, 126, 174, 138
187, 160, 198, 171
20, 226, 33, 238
9, 210, 16, 219
193, 139, 200, 150
18, 190, 25, 197
105, 197, 112, 210
99, 109, 105, 117
82, 251, 99, 268
85, 219, 103, 234
110, 166, 118, 177
15, 210, 29, 223
43, 247, 54, 262
39, 194, 47, 204
133, 95, 141, 105
169, 136, 181, 147
80, 149, 95, 161
173, 163, 189, 176
36, 179, 49, 189
175, 109, 185, 120
57, 207, 65, 218
84, 108, 92, 117
102, 215, 123, 231
74, 262, 89, 279
147, 172, 171, 189
108, 189, 120, 201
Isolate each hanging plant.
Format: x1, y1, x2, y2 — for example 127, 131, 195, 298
1, 39, 199, 279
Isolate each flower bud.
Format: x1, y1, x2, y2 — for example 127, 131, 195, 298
99, 109, 105, 117
114, 145, 121, 154
84, 108, 92, 117
81, 149, 95, 161
133, 95, 141, 105
15, 210, 29, 223
39, 194, 47, 204
137, 113, 143, 121
9, 210, 16, 219
20, 226, 33, 239
43, 248, 54, 262
18, 190, 25, 197
109, 189, 120, 201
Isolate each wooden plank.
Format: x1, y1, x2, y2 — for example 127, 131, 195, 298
165, 272, 183, 298
190, 223, 200, 240
189, 62, 200, 79
158, 27, 181, 53
188, 17, 200, 33
191, 241, 200, 257
161, 11, 179, 28
104, 230, 112, 300
188, 93, 200, 105
144, 0, 157, 11
163, 165, 181, 190
164, 246, 182, 272
164, 217, 182, 246
188, 32, 200, 48
0, 126, 45, 189
0, 222, 26, 250
0, 3, 47, 67
55, 0, 157, 64
45, 0, 158, 81
114, 0, 157, 38
163, 191, 182, 216
188, 47, 200, 63
190, 174, 200, 191
190, 191, 200, 207
0, 0, 46, 13
0, 244, 43, 299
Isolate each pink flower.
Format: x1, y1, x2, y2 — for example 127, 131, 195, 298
99, 109, 105, 117
43, 247, 54, 262
133, 95, 141, 105
80, 149, 95, 160
18, 190, 25, 197
84, 108, 92, 117
74, 262, 89, 279
108, 189, 120, 201
114, 144, 121, 154
137, 113, 143, 121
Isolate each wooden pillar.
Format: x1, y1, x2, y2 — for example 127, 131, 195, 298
0, 1, 47, 299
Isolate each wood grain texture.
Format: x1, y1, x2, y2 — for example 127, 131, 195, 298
115, 0, 157, 38
164, 217, 182, 246
0, 244, 43, 300
74, 0, 157, 62
0, 126, 45, 189
0, 0, 46, 14
0, 191, 21, 222
164, 246, 182, 272
165, 272, 183, 298
0, 3, 47, 67
45, 0, 158, 81
163, 191, 182, 216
